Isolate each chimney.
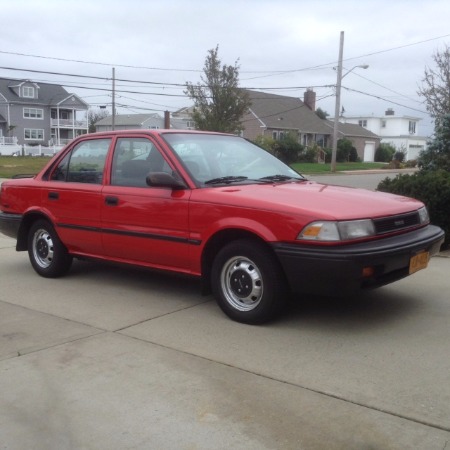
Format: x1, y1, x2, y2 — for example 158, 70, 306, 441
164, 110, 171, 128
303, 88, 316, 111
385, 108, 395, 116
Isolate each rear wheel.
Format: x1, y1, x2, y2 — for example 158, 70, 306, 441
211, 239, 288, 324
28, 219, 72, 278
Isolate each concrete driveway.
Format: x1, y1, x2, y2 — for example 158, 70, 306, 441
1, 231, 450, 449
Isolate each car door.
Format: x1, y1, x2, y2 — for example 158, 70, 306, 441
43, 137, 112, 256
100, 136, 192, 272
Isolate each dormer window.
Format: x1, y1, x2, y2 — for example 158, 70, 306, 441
23, 86, 35, 98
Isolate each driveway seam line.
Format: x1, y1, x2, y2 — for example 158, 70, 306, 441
117, 332, 450, 434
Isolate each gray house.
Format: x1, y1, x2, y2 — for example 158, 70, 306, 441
241, 89, 381, 161
0, 77, 89, 146
95, 112, 193, 132
95, 113, 164, 132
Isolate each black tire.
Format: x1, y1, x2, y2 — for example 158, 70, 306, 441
211, 239, 288, 324
27, 219, 73, 278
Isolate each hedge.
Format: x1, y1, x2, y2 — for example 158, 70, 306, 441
377, 170, 450, 248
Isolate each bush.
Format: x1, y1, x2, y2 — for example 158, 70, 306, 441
298, 145, 318, 163
393, 150, 406, 163
336, 138, 356, 162
375, 143, 395, 162
377, 170, 450, 248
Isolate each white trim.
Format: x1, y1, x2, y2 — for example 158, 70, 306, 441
23, 107, 44, 119
24, 128, 44, 140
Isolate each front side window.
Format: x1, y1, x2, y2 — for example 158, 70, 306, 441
111, 137, 172, 187
409, 121, 416, 134
24, 129, 44, 140
24, 108, 43, 119
359, 120, 367, 127
22, 86, 35, 98
50, 138, 111, 184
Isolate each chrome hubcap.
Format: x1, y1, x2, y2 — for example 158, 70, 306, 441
32, 229, 54, 268
220, 256, 263, 311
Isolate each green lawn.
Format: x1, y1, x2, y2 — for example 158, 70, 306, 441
292, 162, 387, 174
0, 156, 388, 179
0, 156, 53, 178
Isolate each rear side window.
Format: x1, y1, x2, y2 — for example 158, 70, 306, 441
50, 139, 111, 183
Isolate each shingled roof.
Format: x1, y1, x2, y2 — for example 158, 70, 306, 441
0, 77, 88, 107
245, 90, 331, 134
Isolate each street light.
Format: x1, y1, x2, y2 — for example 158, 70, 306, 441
331, 31, 369, 172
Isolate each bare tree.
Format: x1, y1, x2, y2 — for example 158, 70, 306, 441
418, 45, 450, 124
88, 108, 110, 133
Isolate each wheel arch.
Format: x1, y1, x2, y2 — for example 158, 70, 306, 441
16, 211, 55, 251
200, 228, 278, 295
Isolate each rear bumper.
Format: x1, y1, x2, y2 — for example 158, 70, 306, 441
272, 225, 445, 296
0, 212, 22, 240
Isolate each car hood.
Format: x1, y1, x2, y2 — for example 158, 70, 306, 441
192, 180, 424, 221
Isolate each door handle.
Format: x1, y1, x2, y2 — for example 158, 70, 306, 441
48, 191, 59, 200
105, 196, 119, 206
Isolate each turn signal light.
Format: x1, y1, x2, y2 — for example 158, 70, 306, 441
362, 267, 375, 278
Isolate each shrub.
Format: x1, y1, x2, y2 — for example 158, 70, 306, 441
298, 145, 318, 163
393, 150, 406, 163
336, 138, 355, 162
377, 170, 450, 248
375, 143, 395, 162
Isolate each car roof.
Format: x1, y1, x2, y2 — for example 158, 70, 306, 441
87, 129, 232, 139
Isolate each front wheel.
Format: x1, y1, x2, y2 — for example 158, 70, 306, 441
211, 240, 288, 324
28, 219, 73, 278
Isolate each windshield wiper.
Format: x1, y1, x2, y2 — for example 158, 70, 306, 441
258, 174, 304, 182
204, 176, 248, 185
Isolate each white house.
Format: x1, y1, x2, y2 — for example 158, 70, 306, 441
343, 108, 427, 161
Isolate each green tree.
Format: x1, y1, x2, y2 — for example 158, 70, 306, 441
185, 46, 250, 133
417, 45, 450, 124
88, 108, 110, 133
418, 113, 450, 172
315, 107, 329, 120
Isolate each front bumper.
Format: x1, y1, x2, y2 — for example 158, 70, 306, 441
0, 212, 22, 240
272, 225, 445, 296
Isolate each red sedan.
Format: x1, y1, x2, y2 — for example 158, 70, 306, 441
0, 130, 444, 323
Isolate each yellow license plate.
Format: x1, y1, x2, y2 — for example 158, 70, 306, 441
409, 251, 430, 274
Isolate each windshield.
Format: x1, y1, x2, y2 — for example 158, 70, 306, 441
162, 133, 304, 186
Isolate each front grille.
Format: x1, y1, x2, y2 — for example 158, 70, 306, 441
373, 212, 420, 234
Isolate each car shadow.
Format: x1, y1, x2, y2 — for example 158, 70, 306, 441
68, 259, 203, 298
67, 260, 420, 330
281, 288, 422, 331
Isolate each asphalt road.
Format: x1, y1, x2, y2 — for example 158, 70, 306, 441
1, 173, 450, 449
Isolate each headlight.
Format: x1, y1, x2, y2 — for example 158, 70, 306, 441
418, 206, 430, 224
298, 219, 375, 242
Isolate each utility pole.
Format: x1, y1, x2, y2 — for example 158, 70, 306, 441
331, 31, 344, 173
112, 67, 116, 131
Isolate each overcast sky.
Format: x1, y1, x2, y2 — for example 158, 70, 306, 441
2, 0, 450, 136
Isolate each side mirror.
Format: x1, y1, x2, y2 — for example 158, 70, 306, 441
146, 172, 187, 190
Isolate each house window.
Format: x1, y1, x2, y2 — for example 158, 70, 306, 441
381, 120, 386, 128
24, 129, 44, 140
24, 108, 43, 119
272, 131, 278, 140
409, 121, 416, 134
22, 86, 35, 98
358, 120, 367, 127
